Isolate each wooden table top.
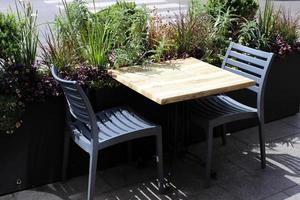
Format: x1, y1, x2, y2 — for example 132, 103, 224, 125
109, 57, 255, 105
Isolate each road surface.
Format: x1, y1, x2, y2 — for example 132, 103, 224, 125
1, 0, 299, 35
1, 0, 299, 26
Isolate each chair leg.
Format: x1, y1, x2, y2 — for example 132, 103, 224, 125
221, 124, 227, 146
156, 133, 165, 193
258, 123, 266, 169
87, 150, 99, 200
205, 126, 213, 187
62, 128, 70, 181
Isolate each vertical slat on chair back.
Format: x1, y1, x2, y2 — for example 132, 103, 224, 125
222, 42, 274, 119
51, 66, 98, 140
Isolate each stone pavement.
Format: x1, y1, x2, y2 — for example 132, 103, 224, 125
2, 113, 300, 200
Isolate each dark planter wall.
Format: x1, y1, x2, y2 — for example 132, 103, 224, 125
264, 53, 300, 121
0, 97, 65, 195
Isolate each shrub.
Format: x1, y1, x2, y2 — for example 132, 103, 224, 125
172, 12, 215, 59
40, 25, 80, 69
16, 1, 39, 67
0, 95, 24, 134
238, 0, 300, 55
0, 13, 21, 62
96, 1, 149, 67
148, 10, 177, 62
148, 1, 215, 62
238, 19, 270, 50
205, 0, 258, 20
0, 2, 59, 134
79, 16, 115, 67
275, 9, 299, 45
44, 1, 148, 69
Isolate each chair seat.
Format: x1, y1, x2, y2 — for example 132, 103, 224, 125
191, 95, 257, 127
70, 107, 159, 151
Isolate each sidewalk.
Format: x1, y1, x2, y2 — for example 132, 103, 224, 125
2, 113, 300, 200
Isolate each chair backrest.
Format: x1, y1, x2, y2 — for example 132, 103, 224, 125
51, 65, 98, 141
222, 42, 274, 120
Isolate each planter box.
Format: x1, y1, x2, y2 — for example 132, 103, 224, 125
0, 97, 66, 195
227, 53, 300, 132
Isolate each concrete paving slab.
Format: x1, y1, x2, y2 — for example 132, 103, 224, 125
264, 192, 289, 200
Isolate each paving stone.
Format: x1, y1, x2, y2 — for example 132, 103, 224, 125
265, 134, 300, 155
264, 121, 300, 141
0, 194, 14, 200
285, 195, 300, 200
281, 113, 300, 129
231, 126, 259, 145
264, 192, 289, 200
283, 185, 300, 197
100, 162, 157, 189
3, 114, 300, 200
218, 170, 296, 200
194, 185, 240, 200
0, 190, 64, 200
225, 150, 263, 175
188, 135, 250, 160
95, 180, 197, 200
232, 121, 300, 145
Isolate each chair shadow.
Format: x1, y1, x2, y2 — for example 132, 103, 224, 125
30, 133, 300, 200
33, 178, 191, 200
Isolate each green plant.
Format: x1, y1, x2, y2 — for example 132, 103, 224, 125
188, 0, 205, 20
0, 95, 24, 134
171, 11, 215, 59
213, 8, 238, 37
80, 16, 115, 67
0, 1, 63, 134
148, 10, 177, 62
148, 0, 216, 62
204, 8, 238, 65
206, 0, 258, 20
56, 0, 90, 40
16, 0, 39, 67
237, 0, 289, 52
276, 9, 299, 45
96, 1, 148, 67
49, 0, 90, 67
40, 25, 80, 69
0, 13, 21, 62
238, 19, 270, 49
258, 0, 278, 46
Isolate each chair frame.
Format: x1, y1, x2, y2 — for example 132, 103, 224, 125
51, 65, 165, 200
192, 42, 274, 186
222, 42, 274, 125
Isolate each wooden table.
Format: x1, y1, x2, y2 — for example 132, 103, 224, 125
109, 57, 255, 105
109, 57, 255, 182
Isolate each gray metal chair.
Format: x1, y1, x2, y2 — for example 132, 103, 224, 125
190, 42, 274, 186
51, 65, 165, 200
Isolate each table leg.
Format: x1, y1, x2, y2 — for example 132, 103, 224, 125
166, 102, 184, 186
